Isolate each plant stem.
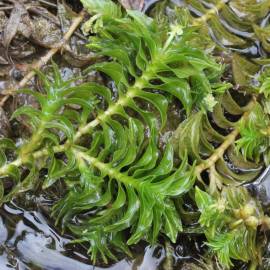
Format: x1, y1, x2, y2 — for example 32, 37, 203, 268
163, 241, 174, 270
0, 46, 158, 178
0, 143, 66, 178
74, 63, 155, 141
74, 149, 140, 188
195, 128, 239, 175
248, 261, 258, 270
261, 126, 270, 136
195, 99, 256, 177
75, 24, 179, 141
192, 0, 229, 26
19, 122, 46, 157
163, 24, 182, 52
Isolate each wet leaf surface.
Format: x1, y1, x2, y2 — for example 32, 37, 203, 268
0, 0, 270, 269
232, 53, 260, 86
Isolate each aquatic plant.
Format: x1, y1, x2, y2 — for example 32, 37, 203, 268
195, 186, 270, 269
170, 0, 270, 52
0, 0, 270, 269
0, 0, 227, 263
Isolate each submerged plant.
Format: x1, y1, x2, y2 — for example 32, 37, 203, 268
0, 0, 230, 263
0, 0, 270, 268
195, 186, 270, 269
169, 0, 270, 51
236, 103, 270, 164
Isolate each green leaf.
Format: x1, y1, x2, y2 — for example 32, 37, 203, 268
196, 186, 264, 268
104, 186, 139, 232
195, 187, 213, 211
81, 0, 121, 19
5, 165, 20, 183
0, 138, 16, 150
45, 116, 75, 140
4, 167, 39, 202
43, 151, 76, 188
87, 62, 128, 87
163, 200, 182, 243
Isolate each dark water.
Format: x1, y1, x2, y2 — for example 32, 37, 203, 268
0, 197, 166, 270
0, 194, 203, 269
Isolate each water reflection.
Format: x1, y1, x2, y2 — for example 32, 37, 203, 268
0, 201, 165, 270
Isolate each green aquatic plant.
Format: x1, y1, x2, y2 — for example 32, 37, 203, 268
172, 92, 262, 189
235, 69, 270, 165
0, 0, 231, 263
195, 186, 270, 269
169, 0, 270, 51
0, 0, 270, 268
236, 103, 270, 164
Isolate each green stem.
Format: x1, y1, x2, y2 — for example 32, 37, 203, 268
0, 73, 150, 178
0, 22, 178, 179
74, 65, 154, 142
163, 25, 182, 52
195, 99, 256, 177
19, 101, 60, 157
163, 241, 174, 270
73, 149, 140, 189
260, 126, 270, 136
0, 144, 66, 178
20, 122, 46, 157
248, 260, 258, 270
192, 0, 228, 26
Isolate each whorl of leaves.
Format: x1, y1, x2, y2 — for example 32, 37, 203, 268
236, 103, 270, 165
195, 186, 269, 268
0, 0, 270, 267
172, 0, 270, 52
0, 0, 231, 263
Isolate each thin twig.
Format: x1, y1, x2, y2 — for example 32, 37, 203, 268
28, 7, 87, 41
0, 10, 85, 106
37, 0, 57, 8
195, 99, 256, 177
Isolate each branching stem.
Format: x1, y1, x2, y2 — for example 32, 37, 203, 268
192, 0, 229, 26
74, 68, 154, 141
74, 149, 140, 188
0, 50, 158, 179
195, 99, 256, 177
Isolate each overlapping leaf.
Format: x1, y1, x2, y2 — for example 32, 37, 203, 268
170, 0, 270, 53
52, 120, 195, 263
0, 0, 269, 267
0, 0, 231, 263
195, 186, 268, 268
172, 90, 261, 187
236, 103, 270, 164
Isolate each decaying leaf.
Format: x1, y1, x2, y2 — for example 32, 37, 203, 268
0, 107, 10, 138
232, 53, 260, 86
31, 16, 62, 48
118, 0, 145, 11
2, 2, 27, 49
